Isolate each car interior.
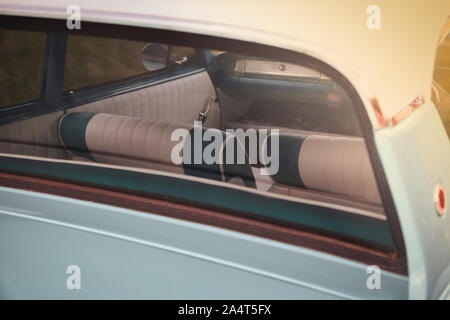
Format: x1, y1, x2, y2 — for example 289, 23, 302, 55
0, 30, 384, 221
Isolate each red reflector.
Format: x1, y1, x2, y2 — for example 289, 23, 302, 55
434, 184, 447, 217
439, 189, 446, 211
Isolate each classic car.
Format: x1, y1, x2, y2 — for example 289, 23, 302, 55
0, 0, 449, 300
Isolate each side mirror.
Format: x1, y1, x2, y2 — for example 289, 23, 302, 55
141, 43, 169, 72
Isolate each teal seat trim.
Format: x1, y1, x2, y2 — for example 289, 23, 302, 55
267, 134, 308, 188
59, 112, 96, 161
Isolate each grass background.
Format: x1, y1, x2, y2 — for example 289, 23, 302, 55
0, 29, 46, 106
63, 35, 149, 90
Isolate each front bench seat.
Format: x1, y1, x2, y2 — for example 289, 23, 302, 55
59, 112, 256, 188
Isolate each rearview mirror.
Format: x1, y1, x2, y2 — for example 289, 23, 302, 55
141, 43, 168, 72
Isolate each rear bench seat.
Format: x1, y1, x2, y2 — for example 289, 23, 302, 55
59, 112, 381, 205
59, 112, 256, 188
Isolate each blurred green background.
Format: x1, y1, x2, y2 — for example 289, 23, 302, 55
0, 29, 46, 106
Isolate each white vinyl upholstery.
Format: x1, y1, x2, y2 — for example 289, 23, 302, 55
298, 135, 381, 203
85, 113, 191, 171
71, 71, 220, 128
0, 111, 67, 159
259, 132, 381, 204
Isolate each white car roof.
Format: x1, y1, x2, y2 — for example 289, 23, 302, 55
1, 0, 449, 127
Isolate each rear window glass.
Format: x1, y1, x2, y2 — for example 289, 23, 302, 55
0, 30, 393, 252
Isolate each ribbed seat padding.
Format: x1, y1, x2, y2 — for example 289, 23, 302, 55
84, 113, 192, 167
262, 133, 381, 204
299, 135, 381, 203
0, 111, 67, 159
71, 71, 220, 128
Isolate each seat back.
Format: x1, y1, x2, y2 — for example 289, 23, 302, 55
70, 71, 221, 128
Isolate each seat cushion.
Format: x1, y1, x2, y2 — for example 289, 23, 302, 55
262, 133, 381, 203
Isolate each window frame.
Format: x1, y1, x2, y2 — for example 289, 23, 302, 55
0, 14, 408, 275
0, 24, 204, 125
59, 64, 205, 110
